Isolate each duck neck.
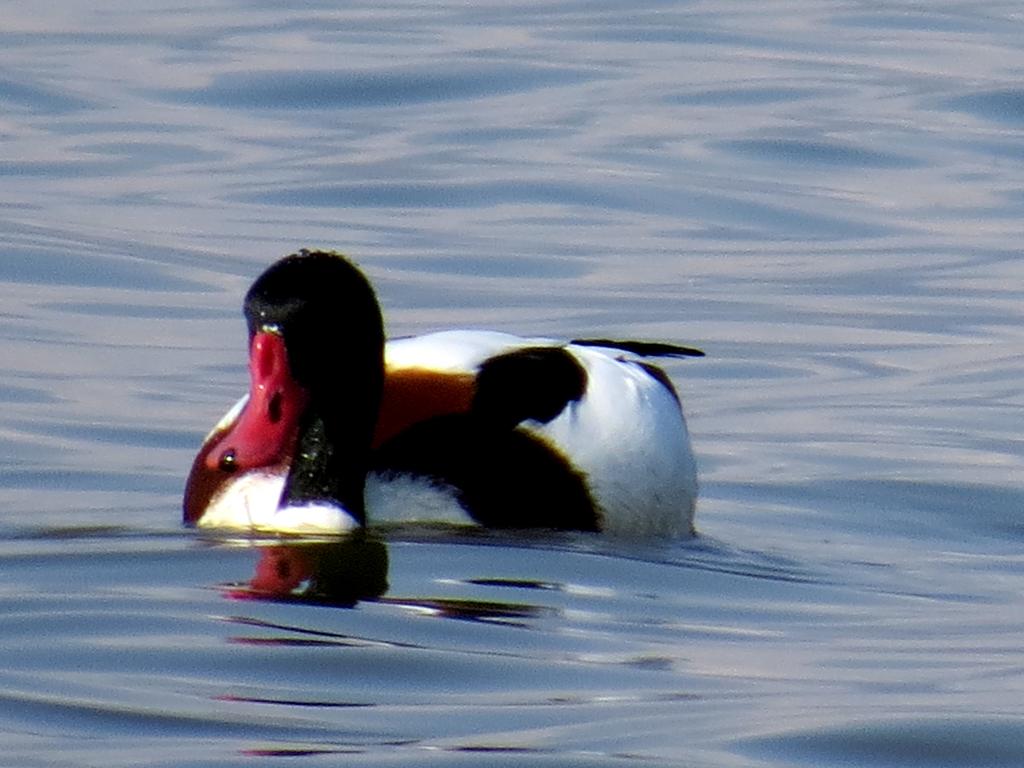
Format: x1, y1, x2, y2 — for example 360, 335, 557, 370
280, 362, 383, 525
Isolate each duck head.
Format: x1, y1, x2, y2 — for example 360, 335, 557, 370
184, 250, 385, 528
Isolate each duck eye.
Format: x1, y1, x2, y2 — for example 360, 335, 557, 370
218, 449, 237, 473
267, 392, 283, 423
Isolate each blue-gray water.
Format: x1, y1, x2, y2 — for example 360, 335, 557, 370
3, 2, 1024, 766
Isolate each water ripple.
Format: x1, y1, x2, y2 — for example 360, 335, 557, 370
737, 717, 1024, 768
163, 65, 596, 110
0, 76, 93, 114
947, 89, 1024, 125
718, 138, 923, 169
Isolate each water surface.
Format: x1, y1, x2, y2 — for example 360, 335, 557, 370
2, 2, 1024, 766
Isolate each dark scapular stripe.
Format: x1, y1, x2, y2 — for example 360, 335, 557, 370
372, 345, 599, 531
472, 346, 587, 428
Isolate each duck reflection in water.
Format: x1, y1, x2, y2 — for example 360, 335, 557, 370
228, 535, 389, 607
225, 533, 552, 624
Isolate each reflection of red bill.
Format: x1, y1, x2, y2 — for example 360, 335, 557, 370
205, 331, 308, 472
249, 547, 314, 595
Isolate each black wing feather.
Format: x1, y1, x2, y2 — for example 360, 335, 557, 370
570, 338, 704, 358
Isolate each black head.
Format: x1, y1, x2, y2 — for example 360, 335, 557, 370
244, 249, 384, 395
223, 250, 387, 522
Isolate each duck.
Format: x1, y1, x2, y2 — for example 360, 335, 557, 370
183, 249, 703, 537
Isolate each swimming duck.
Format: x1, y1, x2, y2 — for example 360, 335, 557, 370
183, 250, 702, 536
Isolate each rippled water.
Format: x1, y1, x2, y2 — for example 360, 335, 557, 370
3, 2, 1024, 766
